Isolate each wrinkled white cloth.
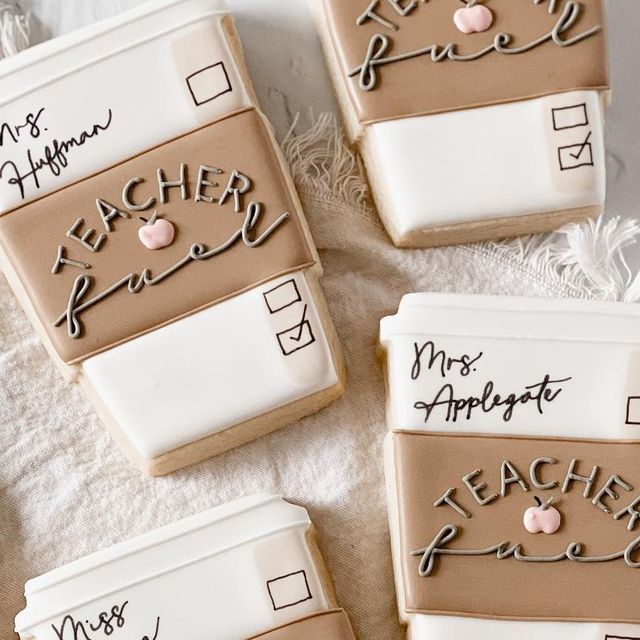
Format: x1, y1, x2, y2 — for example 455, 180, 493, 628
1, 111, 624, 640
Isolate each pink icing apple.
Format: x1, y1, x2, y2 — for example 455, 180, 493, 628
138, 212, 175, 250
524, 496, 562, 534
454, 2, 494, 34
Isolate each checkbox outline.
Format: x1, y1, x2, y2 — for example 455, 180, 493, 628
552, 102, 589, 131
277, 321, 315, 356
276, 305, 316, 356
625, 396, 640, 425
263, 278, 302, 314
557, 138, 594, 171
266, 569, 313, 611
185, 60, 233, 107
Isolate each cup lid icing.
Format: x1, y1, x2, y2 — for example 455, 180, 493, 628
380, 293, 640, 345
15, 495, 312, 633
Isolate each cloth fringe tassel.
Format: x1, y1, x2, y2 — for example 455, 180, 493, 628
0, 2, 30, 60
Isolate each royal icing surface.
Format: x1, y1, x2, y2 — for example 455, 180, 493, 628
0, 0, 251, 212
15, 495, 341, 640
366, 89, 606, 232
82, 271, 338, 459
380, 294, 640, 440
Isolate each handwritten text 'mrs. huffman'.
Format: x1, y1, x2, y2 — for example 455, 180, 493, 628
414, 376, 572, 423
0, 107, 46, 147
0, 108, 113, 201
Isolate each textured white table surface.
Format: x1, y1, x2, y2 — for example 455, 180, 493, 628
19, 0, 640, 241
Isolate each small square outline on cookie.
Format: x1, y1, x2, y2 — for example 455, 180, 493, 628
266, 569, 312, 611
625, 397, 640, 425
186, 61, 232, 106
552, 103, 589, 131
604, 635, 640, 640
263, 278, 302, 314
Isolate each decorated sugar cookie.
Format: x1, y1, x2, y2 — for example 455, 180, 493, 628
379, 294, 640, 639
312, 0, 609, 247
0, 0, 344, 475
15, 496, 357, 640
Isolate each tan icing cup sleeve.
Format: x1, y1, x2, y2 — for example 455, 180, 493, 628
0, 107, 315, 364
390, 430, 640, 624
248, 610, 356, 640
322, 0, 608, 124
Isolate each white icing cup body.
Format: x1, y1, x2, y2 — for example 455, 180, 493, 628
81, 271, 339, 460
407, 614, 640, 640
366, 90, 606, 234
380, 293, 640, 441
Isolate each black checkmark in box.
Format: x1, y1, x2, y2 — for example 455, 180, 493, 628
276, 305, 316, 356
558, 139, 594, 171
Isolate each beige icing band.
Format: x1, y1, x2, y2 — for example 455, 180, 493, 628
0, 107, 316, 363
390, 430, 640, 623
322, 0, 609, 125
248, 610, 355, 640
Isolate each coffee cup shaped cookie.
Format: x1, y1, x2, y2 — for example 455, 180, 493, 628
312, 0, 609, 247
0, 0, 344, 475
15, 495, 357, 640
379, 294, 640, 638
